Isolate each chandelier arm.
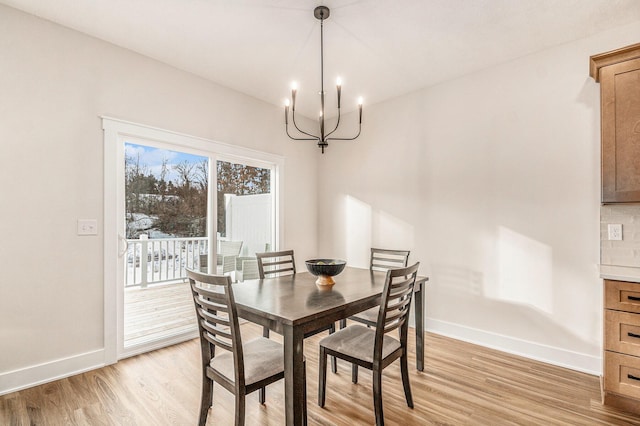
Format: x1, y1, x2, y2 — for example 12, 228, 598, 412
286, 132, 319, 141
284, 126, 318, 141
324, 109, 341, 138
286, 121, 317, 141
291, 110, 319, 139
325, 122, 361, 141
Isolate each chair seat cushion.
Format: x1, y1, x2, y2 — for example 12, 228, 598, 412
319, 325, 401, 364
210, 337, 284, 385
351, 307, 378, 324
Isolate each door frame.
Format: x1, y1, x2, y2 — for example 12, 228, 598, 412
102, 117, 284, 364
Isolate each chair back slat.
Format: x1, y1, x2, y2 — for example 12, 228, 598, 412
186, 269, 246, 387
199, 315, 232, 341
262, 259, 293, 267
375, 262, 419, 354
370, 248, 410, 272
194, 294, 230, 314
202, 330, 234, 352
256, 250, 296, 279
198, 309, 232, 334
388, 278, 413, 297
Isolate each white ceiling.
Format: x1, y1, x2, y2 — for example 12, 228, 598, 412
2, 0, 640, 118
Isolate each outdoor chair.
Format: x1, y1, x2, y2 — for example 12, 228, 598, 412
187, 269, 301, 426
218, 240, 243, 275
318, 262, 420, 426
240, 258, 260, 281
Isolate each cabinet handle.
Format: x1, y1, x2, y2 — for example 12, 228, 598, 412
628, 374, 640, 382
628, 332, 640, 339
628, 295, 640, 301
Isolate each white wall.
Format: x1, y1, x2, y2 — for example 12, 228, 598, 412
0, 5, 317, 392
318, 21, 640, 374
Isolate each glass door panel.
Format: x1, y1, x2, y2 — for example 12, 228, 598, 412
122, 142, 209, 353
216, 159, 273, 281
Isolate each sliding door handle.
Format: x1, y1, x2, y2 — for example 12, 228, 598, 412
118, 234, 129, 257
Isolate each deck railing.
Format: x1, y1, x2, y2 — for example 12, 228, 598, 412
125, 237, 207, 287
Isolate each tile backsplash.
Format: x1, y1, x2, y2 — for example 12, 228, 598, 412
601, 204, 640, 266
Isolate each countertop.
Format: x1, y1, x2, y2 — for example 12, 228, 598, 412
600, 264, 640, 283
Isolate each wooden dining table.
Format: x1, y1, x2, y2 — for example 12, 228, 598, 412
232, 266, 428, 426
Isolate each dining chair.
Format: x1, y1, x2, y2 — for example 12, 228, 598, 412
256, 249, 296, 279
256, 249, 337, 371
318, 262, 420, 426
187, 269, 300, 426
256, 250, 296, 339
340, 248, 410, 382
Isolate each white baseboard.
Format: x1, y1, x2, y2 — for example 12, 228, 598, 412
426, 318, 602, 376
0, 331, 198, 396
118, 330, 198, 360
0, 349, 105, 396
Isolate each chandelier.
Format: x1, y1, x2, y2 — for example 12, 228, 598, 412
284, 6, 363, 154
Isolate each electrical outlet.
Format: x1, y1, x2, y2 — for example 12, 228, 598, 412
608, 224, 622, 241
78, 219, 98, 236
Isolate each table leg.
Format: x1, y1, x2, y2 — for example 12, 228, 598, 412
284, 325, 306, 426
415, 282, 424, 371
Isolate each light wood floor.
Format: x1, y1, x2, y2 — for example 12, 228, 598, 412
2, 322, 640, 426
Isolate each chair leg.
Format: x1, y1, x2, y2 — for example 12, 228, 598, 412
235, 392, 246, 426
199, 377, 213, 426
373, 366, 384, 426
259, 387, 266, 404
318, 347, 327, 407
262, 326, 270, 338
400, 353, 413, 408
352, 364, 358, 384
340, 319, 347, 329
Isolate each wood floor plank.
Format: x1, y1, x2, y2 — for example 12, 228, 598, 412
3, 323, 640, 425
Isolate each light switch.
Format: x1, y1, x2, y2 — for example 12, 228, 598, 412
78, 219, 98, 236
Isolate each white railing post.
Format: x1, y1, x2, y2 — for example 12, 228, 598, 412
140, 235, 149, 288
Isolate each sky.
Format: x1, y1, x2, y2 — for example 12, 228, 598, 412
125, 142, 208, 184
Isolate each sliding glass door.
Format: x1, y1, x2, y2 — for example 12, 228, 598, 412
103, 118, 283, 361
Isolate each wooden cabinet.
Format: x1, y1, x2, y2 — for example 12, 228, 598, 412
603, 279, 640, 413
590, 43, 640, 203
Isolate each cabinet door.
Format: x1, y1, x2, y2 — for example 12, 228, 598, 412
601, 57, 640, 203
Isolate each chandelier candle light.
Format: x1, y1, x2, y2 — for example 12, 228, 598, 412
284, 5, 363, 154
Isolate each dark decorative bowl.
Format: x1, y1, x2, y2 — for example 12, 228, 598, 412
305, 259, 347, 286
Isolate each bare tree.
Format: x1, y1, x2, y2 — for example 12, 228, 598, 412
195, 159, 208, 192
173, 160, 195, 189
